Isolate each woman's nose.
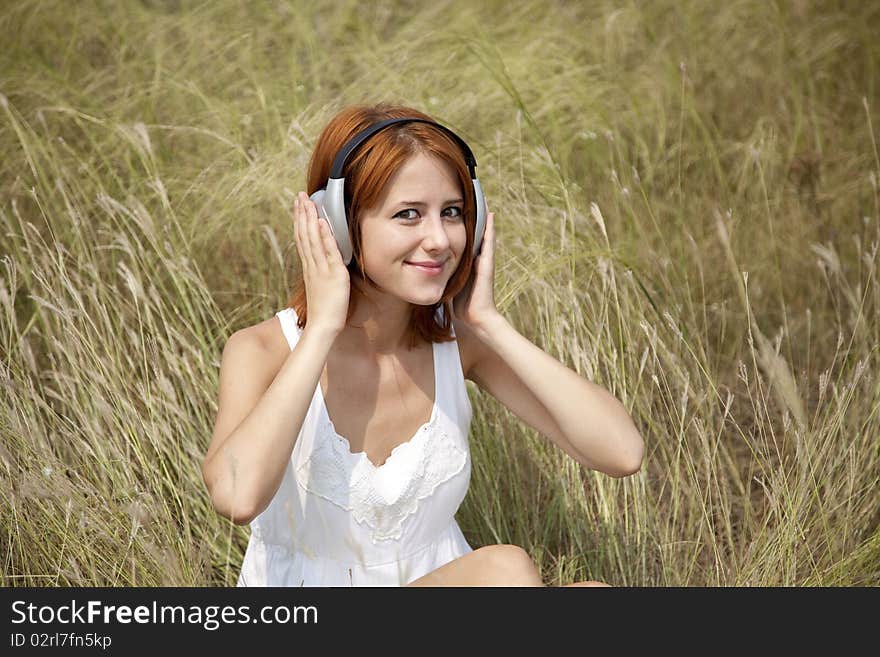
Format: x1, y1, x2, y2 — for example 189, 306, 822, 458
421, 213, 452, 251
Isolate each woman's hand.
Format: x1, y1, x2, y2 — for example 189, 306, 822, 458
453, 211, 499, 330
293, 191, 350, 336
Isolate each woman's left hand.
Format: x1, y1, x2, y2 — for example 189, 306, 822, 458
453, 211, 499, 330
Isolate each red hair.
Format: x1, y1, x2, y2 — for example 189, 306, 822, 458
285, 102, 477, 349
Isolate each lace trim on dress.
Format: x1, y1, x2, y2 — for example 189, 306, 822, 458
295, 410, 468, 544
247, 522, 461, 567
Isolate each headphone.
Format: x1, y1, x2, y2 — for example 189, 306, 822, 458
309, 117, 487, 266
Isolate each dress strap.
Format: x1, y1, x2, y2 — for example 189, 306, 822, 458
275, 307, 302, 351
435, 304, 455, 338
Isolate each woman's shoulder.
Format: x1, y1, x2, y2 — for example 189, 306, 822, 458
233, 312, 292, 362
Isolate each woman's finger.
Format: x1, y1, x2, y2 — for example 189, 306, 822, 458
483, 213, 495, 257
292, 197, 304, 265
318, 216, 342, 264
487, 212, 495, 254
314, 206, 342, 264
302, 193, 327, 273
295, 193, 317, 274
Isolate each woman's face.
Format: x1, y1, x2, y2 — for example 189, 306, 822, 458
356, 152, 468, 306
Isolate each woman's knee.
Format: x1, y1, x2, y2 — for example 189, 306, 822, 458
563, 580, 612, 587
477, 544, 544, 586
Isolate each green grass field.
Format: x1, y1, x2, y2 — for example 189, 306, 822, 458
1, 0, 878, 586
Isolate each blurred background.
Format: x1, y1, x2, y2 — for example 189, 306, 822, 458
1, 0, 878, 586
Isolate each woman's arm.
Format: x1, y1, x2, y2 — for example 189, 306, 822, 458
202, 322, 338, 524
464, 312, 644, 478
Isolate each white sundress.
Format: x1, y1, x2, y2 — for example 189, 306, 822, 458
237, 306, 474, 586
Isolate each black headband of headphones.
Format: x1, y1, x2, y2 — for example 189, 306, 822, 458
329, 117, 478, 179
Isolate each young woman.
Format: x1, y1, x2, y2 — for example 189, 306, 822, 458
201, 103, 644, 586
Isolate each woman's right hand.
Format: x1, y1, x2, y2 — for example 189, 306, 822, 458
293, 191, 351, 336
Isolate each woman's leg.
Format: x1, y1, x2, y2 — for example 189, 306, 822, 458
405, 544, 545, 587
562, 580, 611, 587
405, 545, 611, 587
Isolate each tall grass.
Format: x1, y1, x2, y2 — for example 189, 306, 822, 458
1, 0, 878, 586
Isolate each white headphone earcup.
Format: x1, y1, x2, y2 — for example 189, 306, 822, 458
472, 178, 487, 259
310, 182, 353, 265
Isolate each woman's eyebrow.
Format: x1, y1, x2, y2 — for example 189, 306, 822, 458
394, 198, 464, 207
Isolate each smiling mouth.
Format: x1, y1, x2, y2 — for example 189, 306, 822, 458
405, 261, 445, 274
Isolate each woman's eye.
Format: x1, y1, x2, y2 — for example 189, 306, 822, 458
395, 209, 419, 221
394, 207, 463, 221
